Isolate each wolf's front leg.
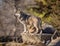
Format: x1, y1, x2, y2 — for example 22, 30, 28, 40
23, 24, 27, 33
17, 18, 27, 33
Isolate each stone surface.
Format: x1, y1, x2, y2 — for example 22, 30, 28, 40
0, 0, 24, 37
21, 32, 41, 44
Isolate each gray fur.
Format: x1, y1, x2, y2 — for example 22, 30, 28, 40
14, 10, 42, 35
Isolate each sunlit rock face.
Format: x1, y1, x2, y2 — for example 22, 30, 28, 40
21, 32, 41, 44
0, 0, 24, 37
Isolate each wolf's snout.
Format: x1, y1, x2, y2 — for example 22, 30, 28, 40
14, 13, 20, 18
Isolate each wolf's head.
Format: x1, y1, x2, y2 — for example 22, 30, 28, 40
14, 9, 21, 18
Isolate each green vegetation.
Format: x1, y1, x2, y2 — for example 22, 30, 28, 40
27, 0, 60, 31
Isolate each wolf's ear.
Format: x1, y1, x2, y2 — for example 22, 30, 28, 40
14, 9, 16, 13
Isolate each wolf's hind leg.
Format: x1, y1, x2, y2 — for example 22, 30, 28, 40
34, 24, 39, 34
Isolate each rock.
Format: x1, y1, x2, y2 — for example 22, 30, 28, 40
41, 23, 58, 45
5, 42, 46, 46
42, 23, 55, 34
48, 37, 60, 46
0, 0, 24, 37
21, 32, 41, 44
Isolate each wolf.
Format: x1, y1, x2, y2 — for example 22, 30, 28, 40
14, 10, 42, 35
